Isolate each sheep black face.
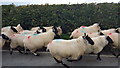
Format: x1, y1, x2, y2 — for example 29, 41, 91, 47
11, 26, 18, 33
2, 34, 10, 41
39, 26, 46, 32
53, 26, 60, 39
115, 29, 119, 33
36, 30, 41, 34
82, 33, 94, 45
106, 36, 114, 44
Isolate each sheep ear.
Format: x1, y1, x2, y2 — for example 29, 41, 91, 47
17, 24, 20, 27
11, 26, 18, 33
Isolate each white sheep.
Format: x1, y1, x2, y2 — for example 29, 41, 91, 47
70, 23, 101, 38
9, 29, 42, 55
1, 26, 18, 37
31, 26, 53, 31
20, 30, 39, 35
23, 27, 60, 56
46, 33, 94, 67
86, 28, 118, 38
31, 26, 62, 35
1, 24, 23, 32
101, 28, 118, 35
9, 33, 30, 54
0, 37, 5, 48
107, 33, 120, 58
85, 35, 114, 60
0, 34, 11, 48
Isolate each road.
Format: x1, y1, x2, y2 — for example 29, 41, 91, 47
0, 50, 120, 68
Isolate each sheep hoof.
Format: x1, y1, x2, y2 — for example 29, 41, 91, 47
97, 58, 101, 61
25, 53, 28, 55
35, 54, 40, 56
19, 51, 23, 54
10, 52, 13, 55
116, 55, 119, 58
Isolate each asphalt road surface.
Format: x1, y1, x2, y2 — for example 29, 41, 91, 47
0, 50, 120, 68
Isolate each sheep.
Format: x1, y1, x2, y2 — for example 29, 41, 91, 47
20, 30, 39, 35
1, 24, 23, 32
31, 26, 53, 31
85, 35, 114, 60
31, 26, 62, 36
9, 29, 43, 55
101, 28, 119, 35
47, 33, 94, 67
23, 26, 60, 56
87, 30, 104, 38
86, 28, 118, 38
9, 33, 30, 54
0, 34, 11, 48
9, 26, 62, 54
70, 23, 101, 39
1, 26, 11, 32
107, 33, 120, 58
1, 26, 18, 37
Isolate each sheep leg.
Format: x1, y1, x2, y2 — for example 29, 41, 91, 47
30, 48, 39, 56
60, 61, 69, 68
16, 48, 23, 54
97, 52, 101, 61
10, 48, 13, 55
31, 51, 39, 56
110, 50, 116, 56
53, 57, 69, 68
78, 55, 83, 61
109, 45, 116, 56
53, 57, 61, 63
116, 53, 120, 58
67, 56, 83, 62
24, 47, 28, 54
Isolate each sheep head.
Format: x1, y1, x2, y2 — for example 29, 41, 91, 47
2, 34, 10, 41
39, 26, 46, 32
52, 26, 61, 39
11, 26, 18, 33
106, 36, 114, 45
82, 33, 94, 45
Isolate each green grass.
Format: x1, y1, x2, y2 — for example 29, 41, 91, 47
60, 34, 70, 40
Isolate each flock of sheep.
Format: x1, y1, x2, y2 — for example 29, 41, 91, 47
0, 23, 120, 68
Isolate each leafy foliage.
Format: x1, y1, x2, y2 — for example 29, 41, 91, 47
2, 3, 119, 34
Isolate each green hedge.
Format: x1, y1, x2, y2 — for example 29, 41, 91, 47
2, 3, 120, 39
